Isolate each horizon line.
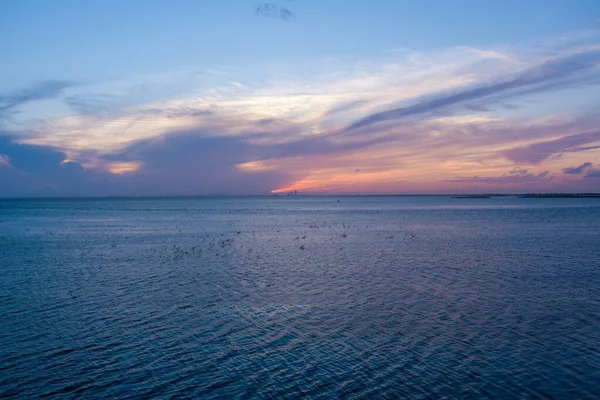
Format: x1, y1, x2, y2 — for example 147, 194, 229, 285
2, 193, 600, 201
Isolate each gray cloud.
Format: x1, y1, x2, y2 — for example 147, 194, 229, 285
585, 169, 600, 178
100, 132, 299, 196
0, 133, 108, 197
563, 162, 593, 175
0, 81, 75, 121
347, 49, 600, 131
256, 3, 295, 20
0, 131, 299, 197
465, 104, 490, 112
502, 131, 600, 164
568, 145, 600, 153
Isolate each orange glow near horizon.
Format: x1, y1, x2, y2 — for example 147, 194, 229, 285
271, 168, 413, 194
107, 161, 142, 175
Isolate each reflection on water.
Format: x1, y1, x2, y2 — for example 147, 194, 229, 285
1, 196, 599, 398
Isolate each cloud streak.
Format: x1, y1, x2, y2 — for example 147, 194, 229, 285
347, 48, 600, 131
563, 162, 593, 175
502, 131, 600, 165
0, 81, 75, 121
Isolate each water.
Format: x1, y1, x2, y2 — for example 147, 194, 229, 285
1, 196, 599, 399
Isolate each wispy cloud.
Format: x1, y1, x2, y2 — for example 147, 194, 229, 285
4, 38, 600, 195
0, 81, 75, 121
502, 131, 600, 164
346, 48, 600, 131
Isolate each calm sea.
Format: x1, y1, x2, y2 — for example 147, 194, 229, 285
1, 196, 599, 398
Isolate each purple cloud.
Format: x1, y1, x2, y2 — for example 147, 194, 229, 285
563, 162, 593, 175
585, 169, 600, 178
502, 131, 600, 164
100, 132, 300, 196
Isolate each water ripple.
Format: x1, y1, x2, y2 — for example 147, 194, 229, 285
1, 197, 600, 398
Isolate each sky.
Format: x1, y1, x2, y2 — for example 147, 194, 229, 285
1, 0, 600, 196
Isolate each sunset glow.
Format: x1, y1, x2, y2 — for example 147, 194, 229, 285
107, 161, 142, 175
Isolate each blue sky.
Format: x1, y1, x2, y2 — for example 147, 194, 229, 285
1, 0, 600, 196
2, 0, 598, 86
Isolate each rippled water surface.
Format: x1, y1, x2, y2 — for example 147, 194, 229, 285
1, 196, 600, 398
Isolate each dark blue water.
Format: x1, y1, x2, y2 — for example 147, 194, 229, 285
1, 196, 599, 399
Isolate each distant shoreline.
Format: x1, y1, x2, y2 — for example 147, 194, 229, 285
517, 194, 600, 198
2, 193, 600, 201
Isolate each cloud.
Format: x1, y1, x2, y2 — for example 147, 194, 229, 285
346, 48, 600, 131
255, 3, 295, 20
0, 134, 108, 197
262, 132, 393, 159
584, 169, 600, 178
563, 162, 593, 175
0, 153, 10, 167
573, 145, 600, 152
0, 130, 303, 197
21, 44, 523, 152
502, 131, 600, 164
101, 131, 299, 196
325, 100, 371, 117
0, 134, 69, 176
64, 93, 118, 115
3, 39, 600, 196
12, 109, 599, 196
97, 122, 403, 194
0, 81, 75, 121
465, 104, 490, 112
